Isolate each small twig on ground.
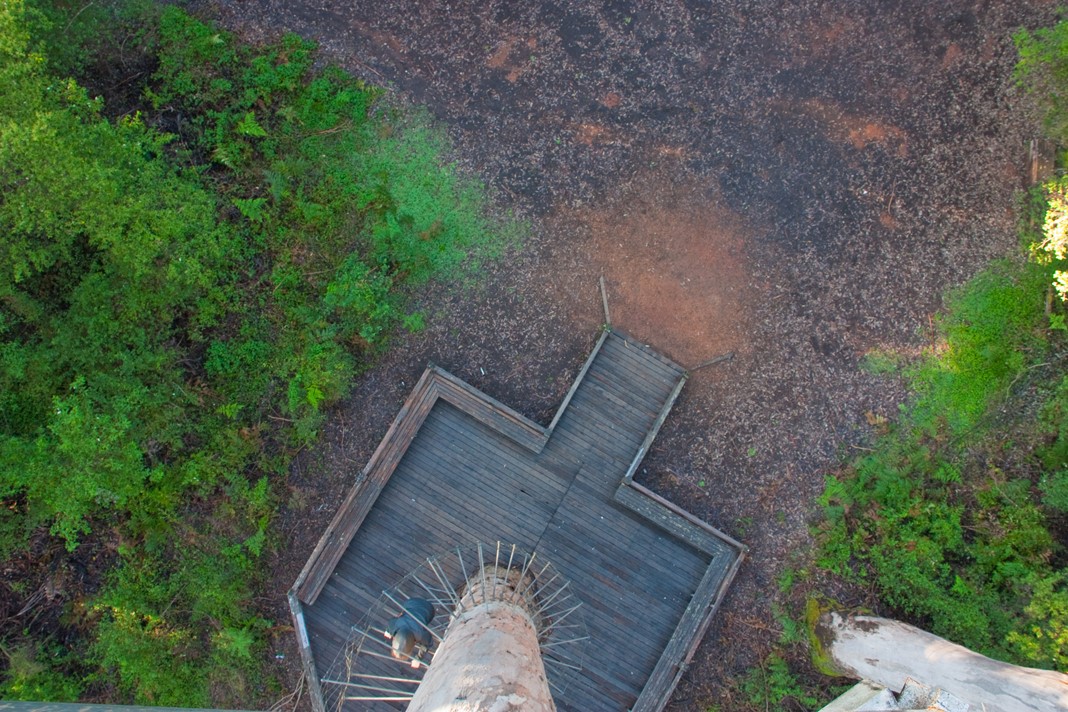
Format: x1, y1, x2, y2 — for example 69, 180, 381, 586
1006, 361, 1052, 396
349, 58, 389, 86
314, 121, 352, 136
110, 71, 147, 90
15, 588, 44, 617
64, 2, 94, 33
269, 671, 305, 712
599, 274, 611, 325
727, 612, 776, 633
690, 352, 735, 372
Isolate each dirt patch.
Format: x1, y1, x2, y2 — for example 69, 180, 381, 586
570, 121, 617, 146
879, 210, 901, 230
942, 41, 965, 69
573, 183, 755, 367
779, 97, 910, 155
486, 36, 537, 83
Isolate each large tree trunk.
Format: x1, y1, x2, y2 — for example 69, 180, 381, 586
816, 612, 1068, 712
406, 567, 556, 712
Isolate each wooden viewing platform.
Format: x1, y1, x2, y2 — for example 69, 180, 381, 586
289, 329, 745, 711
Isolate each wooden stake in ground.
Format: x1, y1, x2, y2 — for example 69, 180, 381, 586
407, 566, 556, 712
599, 275, 611, 326
816, 611, 1068, 712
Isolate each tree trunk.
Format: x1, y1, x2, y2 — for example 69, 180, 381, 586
816, 611, 1068, 712
406, 568, 556, 712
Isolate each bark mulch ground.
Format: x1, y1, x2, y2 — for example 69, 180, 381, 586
199, 1, 1059, 708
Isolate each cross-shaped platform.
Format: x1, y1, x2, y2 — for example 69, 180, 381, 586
290, 329, 745, 711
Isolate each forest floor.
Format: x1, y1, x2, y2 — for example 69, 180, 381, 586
198, 1, 1057, 708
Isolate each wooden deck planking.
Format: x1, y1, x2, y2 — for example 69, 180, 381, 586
328, 477, 536, 587
544, 366, 678, 469
604, 333, 686, 372
535, 527, 700, 647
416, 405, 576, 489
337, 478, 508, 567
569, 387, 654, 439
292, 330, 745, 712
587, 354, 671, 402
534, 534, 690, 636
330, 482, 544, 584
563, 483, 710, 594
598, 335, 684, 388
549, 391, 657, 453
586, 347, 681, 406
395, 444, 559, 524
586, 351, 678, 401
614, 485, 732, 558
537, 502, 707, 625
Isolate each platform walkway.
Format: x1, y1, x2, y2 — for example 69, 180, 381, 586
290, 330, 744, 711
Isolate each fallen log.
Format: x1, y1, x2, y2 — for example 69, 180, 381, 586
815, 611, 1068, 712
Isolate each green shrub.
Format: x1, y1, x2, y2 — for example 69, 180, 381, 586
816, 255, 1066, 668
1041, 469, 1068, 511
1007, 573, 1068, 670
736, 655, 820, 711
92, 479, 273, 706
0, 642, 84, 701
1016, 20, 1068, 141
1, 0, 515, 705
0, 0, 227, 547
909, 261, 1049, 436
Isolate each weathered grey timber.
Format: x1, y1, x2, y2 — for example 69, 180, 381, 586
817, 612, 1068, 712
290, 329, 746, 712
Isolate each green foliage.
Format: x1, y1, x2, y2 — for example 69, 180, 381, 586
146, 5, 509, 290
0, 0, 513, 705
705, 597, 848, 711
859, 348, 902, 375
704, 653, 837, 712
2, 382, 155, 547
0, 0, 227, 547
323, 254, 397, 343
1016, 20, 1068, 141
816, 255, 1067, 669
136, 5, 514, 444
1031, 177, 1068, 303
91, 465, 273, 705
1042, 468, 1068, 511
92, 509, 271, 707
773, 603, 804, 645
816, 29, 1068, 651
909, 261, 1049, 435
1015, 23, 1068, 304
1043, 369, 1068, 442
0, 642, 84, 701
92, 599, 208, 707
21, 1, 150, 77
1006, 573, 1068, 670
799, 25, 1068, 672
732, 655, 821, 712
